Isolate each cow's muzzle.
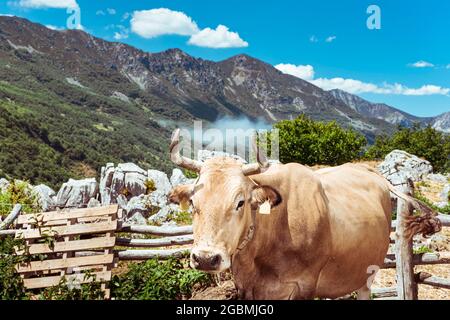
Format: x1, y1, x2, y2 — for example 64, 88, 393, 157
190, 247, 230, 272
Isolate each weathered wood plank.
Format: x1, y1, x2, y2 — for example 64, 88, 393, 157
15, 237, 116, 255
15, 220, 117, 240
371, 287, 397, 298
116, 249, 189, 260
395, 198, 418, 300
23, 271, 111, 289
118, 224, 193, 236
16, 254, 114, 273
384, 252, 450, 268
116, 235, 193, 248
0, 204, 22, 230
17, 205, 118, 224
416, 272, 450, 290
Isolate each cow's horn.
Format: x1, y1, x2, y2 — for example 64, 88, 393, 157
169, 129, 203, 173
242, 132, 269, 176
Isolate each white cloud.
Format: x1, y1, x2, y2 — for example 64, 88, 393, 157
17, 0, 78, 9
275, 63, 315, 80
325, 35, 336, 43
96, 10, 105, 16
410, 60, 434, 68
276, 63, 449, 96
446, 64, 450, 69
106, 8, 116, 15
131, 8, 199, 38
121, 12, 130, 21
114, 31, 128, 40
309, 35, 318, 43
188, 25, 248, 48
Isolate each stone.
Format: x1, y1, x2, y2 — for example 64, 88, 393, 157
87, 197, 101, 208
377, 150, 433, 191
33, 184, 56, 212
0, 178, 9, 193
55, 178, 98, 208
440, 184, 450, 203
148, 204, 178, 225
427, 173, 449, 184
99, 163, 147, 205
170, 168, 195, 187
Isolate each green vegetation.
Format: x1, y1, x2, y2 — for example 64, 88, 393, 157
271, 115, 367, 166
0, 180, 41, 216
365, 124, 450, 173
413, 245, 433, 255
414, 190, 450, 215
110, 258, 211, 300
0, 237, 28, 300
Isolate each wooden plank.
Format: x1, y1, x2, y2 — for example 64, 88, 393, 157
116, 249, 189, 260
119, 224, 193, 236
416, 272, 450, 290
15, 237, 116, 255
371, 287, 397, 298
0, 229, 17, 237
394, 198, 418, 300
15, 220, 117, 240
0, 204, 22, 230
17, 205, 118, 224
16, 254, 114, 273
116, 235, 193, 248
383, 252, 450, 268
23, 271, 111, 289
39, 216, 113, 227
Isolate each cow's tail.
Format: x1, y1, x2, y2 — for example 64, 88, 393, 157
387, 184, 442, 240
360, 164, 442, 240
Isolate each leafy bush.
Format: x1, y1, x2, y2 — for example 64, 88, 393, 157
0, 237, 28, 300
365, 124, 450, 173
270, 115, 367, 166
111, 258, 211, 300
0, 180, 41, 216
37, 276, 105, 300
414, 191, 450, 215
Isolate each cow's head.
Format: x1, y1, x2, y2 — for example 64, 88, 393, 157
168, 129, 281, 272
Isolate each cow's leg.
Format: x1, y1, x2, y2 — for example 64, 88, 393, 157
356, 285, 371, 300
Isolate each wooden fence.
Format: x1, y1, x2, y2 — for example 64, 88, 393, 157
1, 200, 449, 300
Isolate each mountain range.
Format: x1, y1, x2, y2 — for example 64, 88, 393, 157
0, 16, 448, 187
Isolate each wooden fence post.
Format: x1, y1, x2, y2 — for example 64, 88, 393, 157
395, 198, 418, 300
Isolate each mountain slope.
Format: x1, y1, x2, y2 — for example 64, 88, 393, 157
0, 16, 446, 187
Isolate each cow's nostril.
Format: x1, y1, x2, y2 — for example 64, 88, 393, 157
210, 254, 221, 267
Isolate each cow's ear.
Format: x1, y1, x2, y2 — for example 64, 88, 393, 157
251, 185, 282, 209
168, 184, 194, 205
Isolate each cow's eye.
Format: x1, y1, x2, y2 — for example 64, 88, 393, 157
236, 200, 245, 210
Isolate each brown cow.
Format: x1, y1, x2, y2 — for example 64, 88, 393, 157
168, 129, 441, 299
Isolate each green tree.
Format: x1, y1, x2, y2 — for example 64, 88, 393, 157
271, 115, 367, 166
366, 124, 450, 173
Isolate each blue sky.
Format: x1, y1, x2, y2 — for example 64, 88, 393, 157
1, 0, 449, 117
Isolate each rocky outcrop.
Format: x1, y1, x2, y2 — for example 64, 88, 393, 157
100, 163, 147, 205
378, 150, 433, 192
55, 178, 98, 208
33, 184, 56, 211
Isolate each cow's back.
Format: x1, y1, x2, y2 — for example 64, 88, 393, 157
314, 163, 391, 297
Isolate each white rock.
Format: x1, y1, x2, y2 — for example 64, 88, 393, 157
148, 205, 177, 225
170, 168, 191, 187
87, 198, 101, 208
33, 184, 56, 212
426, 173, 448, 184
56, 178, 98, 208
441, 184, 450, 203
147, 170, 171, 195
378, 150, 433, 190
0, 178, 9, 193
99, 163, 147, 205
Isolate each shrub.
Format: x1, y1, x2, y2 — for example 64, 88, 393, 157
270, 115, 367, 166
0, 237, 28, 300
110, 258, 211, 300
365, 124, 450, 173
0, 180, 41, 216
